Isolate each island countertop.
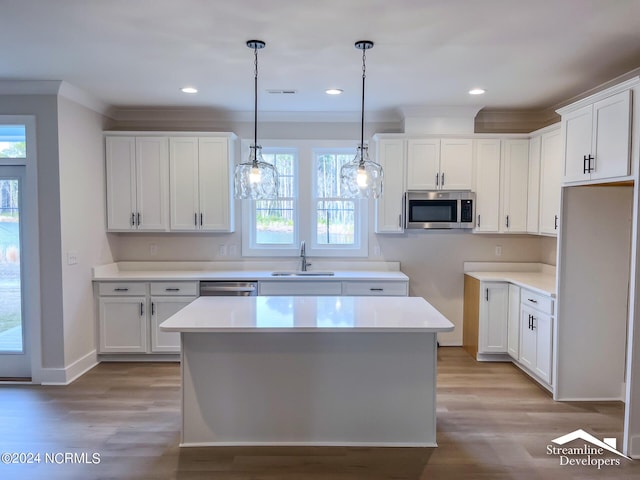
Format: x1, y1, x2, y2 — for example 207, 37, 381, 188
160, 296, 454, 333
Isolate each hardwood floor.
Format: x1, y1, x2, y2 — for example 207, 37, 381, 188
1, 347, 639, 479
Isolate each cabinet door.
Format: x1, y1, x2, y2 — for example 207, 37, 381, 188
562, 104, 593, 183
150, 296, 196, 353
534, 311, 553, 385
198, 137, 234, 232
98, 297, 147, 353
507, 284, 520, 360
374, 139, 405, 233
440, 138, 473, 190
478, 282, 509, 354
406, 139, 440, 190
169, 137, 200, 231
591, 90, 631, 181
539, 129, 562, 235
526, 135, 541, 234
501, 139, 529, 233
473, 139, 501, 233
135, 137, 169, 231
519, 304, 536, 370
105, 137, 136, 230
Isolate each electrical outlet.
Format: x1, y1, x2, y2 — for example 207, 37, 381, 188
218, 245, 228, 256
229, 244, 238, 256
495, 245, 503, 257
149, 243, 158, 256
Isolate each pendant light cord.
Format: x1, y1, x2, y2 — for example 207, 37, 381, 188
359, 47, 366, 165
253, 45, 259, 163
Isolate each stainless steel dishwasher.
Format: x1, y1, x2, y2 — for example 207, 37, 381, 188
199, 281, 258, 296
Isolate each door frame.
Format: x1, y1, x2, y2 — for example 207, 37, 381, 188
0, 116, 41, 382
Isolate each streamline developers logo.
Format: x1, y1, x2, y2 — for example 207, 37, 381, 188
546, 429, 631, 469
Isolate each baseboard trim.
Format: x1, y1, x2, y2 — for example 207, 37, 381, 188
40, 350, 98, 385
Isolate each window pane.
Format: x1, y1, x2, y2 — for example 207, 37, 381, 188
263, 152, 295, 198
0, 126, 26, 158
316, 153, 353, 198
316, 200, 355, 245
256, 200, 294, 244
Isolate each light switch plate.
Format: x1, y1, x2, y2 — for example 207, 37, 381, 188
67, 251, 78, 265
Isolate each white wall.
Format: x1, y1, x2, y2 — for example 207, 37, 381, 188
58, 97, 113, 367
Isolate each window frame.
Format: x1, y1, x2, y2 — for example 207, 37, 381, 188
241, 139, 368, 258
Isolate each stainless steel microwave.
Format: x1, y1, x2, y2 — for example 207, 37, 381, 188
404, 190, 476, 229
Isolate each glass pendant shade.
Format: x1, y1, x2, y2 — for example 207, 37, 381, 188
340, 145, 383, 199
234, 145, 279, 199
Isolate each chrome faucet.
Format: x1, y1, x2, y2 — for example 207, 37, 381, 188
300, 240, 311, 271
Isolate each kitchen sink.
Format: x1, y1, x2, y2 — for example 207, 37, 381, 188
271, 271, 335, 277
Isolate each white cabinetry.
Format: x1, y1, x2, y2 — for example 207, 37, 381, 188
478, 282, 509, 354
169, 135, 235, 232
539, 128, 562, 235
97, 281, 197, 355
473, 139, 501, 232
407, 138, 473, 190
560, 89, 632, 184
105, 136, 169, 231
507, 284, 520, 359
500, 139, 529, 233
97, 282, 148, 353
149, 282, 197, 353
373, 136, 405, 233
526, 135, 541, 234
518, 289, 554, 385
258, 280, 409, 296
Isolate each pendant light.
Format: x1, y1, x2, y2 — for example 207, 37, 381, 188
340, 40, 383, 199
234, 40, 279, 200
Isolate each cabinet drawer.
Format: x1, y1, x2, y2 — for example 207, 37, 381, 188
342, 281, 408, 296
98, 282, 147, 296
520, 289, 554, 315
259, 281, 342, 296
150, 281, 198, 296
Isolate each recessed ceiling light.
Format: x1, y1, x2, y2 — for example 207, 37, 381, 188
325, 89, 343, 95
181, 87, 198, 94
469, 88, 486, 95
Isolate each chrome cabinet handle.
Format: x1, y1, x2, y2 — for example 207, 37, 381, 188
485, 288, 489, 301
506, 215, 510, 228
200, 213, 203, 226
435, 173, 439, 187
131, 212, 135, 227
137, 212, 141, 226
554, 215, 559, 230
194, 213, 198, 226
151, 302, 155, 315
441, 172, 445, 186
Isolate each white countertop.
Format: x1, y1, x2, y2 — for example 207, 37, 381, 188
92, 261, 409, 282
160, 296, 454, 333
464, 271, 556, 297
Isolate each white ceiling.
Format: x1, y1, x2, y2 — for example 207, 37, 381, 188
2, 0, 640, 118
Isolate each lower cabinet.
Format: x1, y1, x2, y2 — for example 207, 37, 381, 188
478, 282, 509, 354
150, 296, 197, 353
99, 296, 148, 353
258, 280, 409, 296
464, 275, 554, 388
97, 281, 197, 354
519, 296, 553, 385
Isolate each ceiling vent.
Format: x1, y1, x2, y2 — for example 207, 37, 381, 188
266, 89, 297, 95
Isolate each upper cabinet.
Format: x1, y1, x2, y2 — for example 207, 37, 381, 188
169, 135, 236, 232
406, 138, 473, 190
538, 127, 562, 235
473, 139, 501, 233
373, 135, 406, 234
106, 136, 169, 232
500, 139, 529, 233
105, 132, 236, 233
559, 87, 632, 185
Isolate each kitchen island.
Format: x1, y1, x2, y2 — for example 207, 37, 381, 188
160, 295, 454, 447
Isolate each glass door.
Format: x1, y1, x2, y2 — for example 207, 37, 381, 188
0, 166, 29, 378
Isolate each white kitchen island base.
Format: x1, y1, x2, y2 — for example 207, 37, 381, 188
162, 296, 454, 447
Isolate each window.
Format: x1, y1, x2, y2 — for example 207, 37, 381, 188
0, 125, 26, 159
242, 140, 368, 257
